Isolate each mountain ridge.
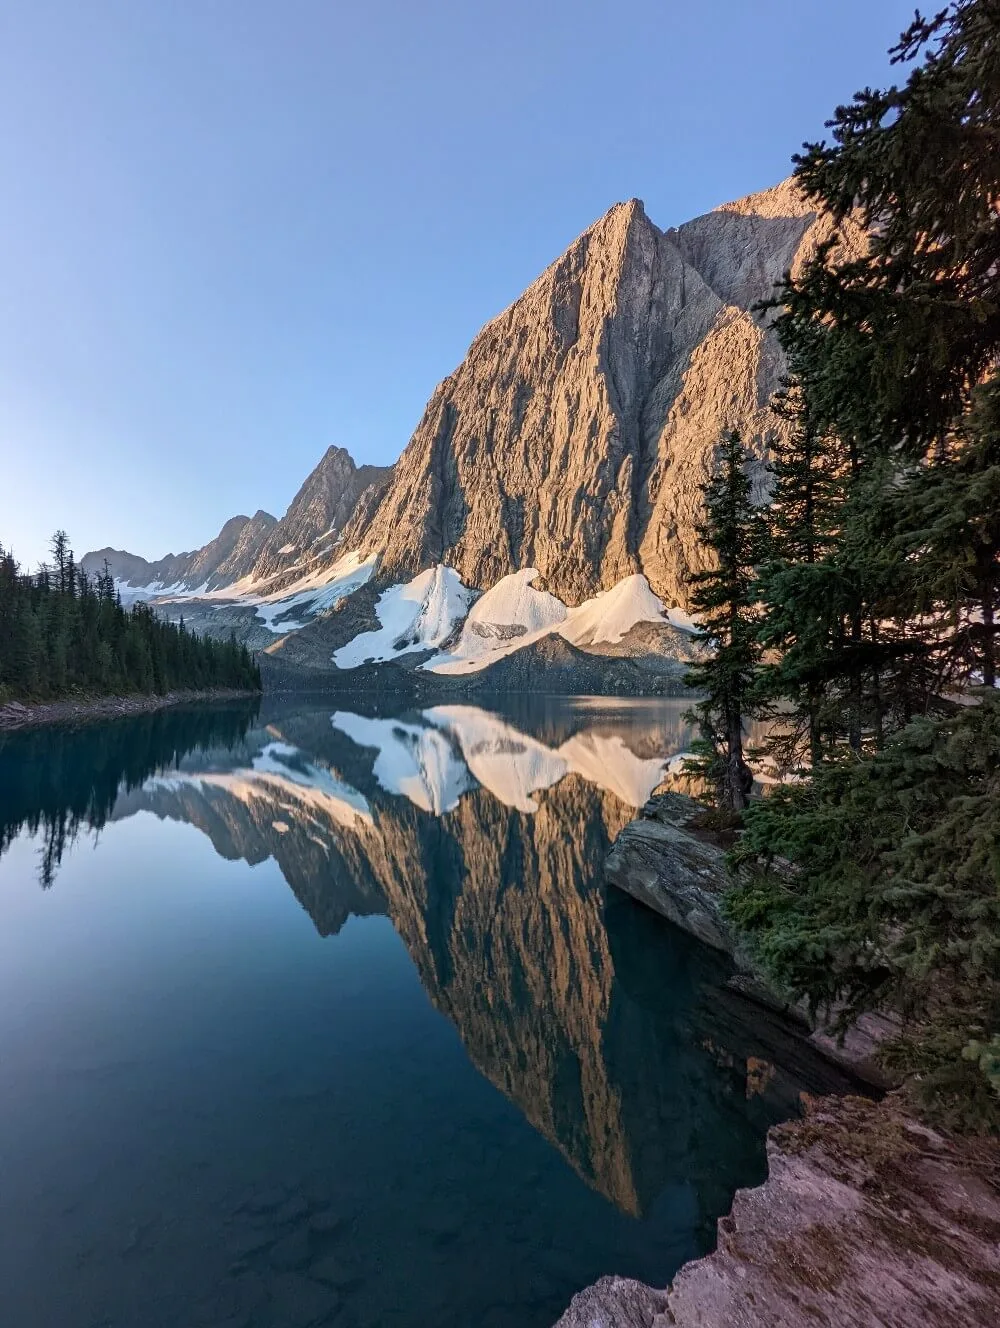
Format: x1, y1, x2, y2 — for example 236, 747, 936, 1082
82, 176, 866, 679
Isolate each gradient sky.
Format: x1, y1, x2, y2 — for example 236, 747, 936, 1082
2, 0, 918, 568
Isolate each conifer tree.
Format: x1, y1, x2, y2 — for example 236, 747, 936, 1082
684, 430, 767, 812
731, 0, 1000, 1127
0, 531, 261, 701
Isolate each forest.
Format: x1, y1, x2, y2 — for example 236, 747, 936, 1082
690, 0, 1000, 1131
0, 530, 260, 700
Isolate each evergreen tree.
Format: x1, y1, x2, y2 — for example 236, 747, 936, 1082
730, 0, 1000, 1127
0, 532, 262, 701
729, 697, 1000, 1132
684, 430, 767, 812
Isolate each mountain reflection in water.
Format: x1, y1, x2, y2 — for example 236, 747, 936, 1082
0, 698, 851, 1328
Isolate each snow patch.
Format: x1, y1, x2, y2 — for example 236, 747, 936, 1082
560, 575, 669, 647
245, 550, 377, 632
333, 565, 474, 668
425, 569, 567, 674
426, 570, 671, 674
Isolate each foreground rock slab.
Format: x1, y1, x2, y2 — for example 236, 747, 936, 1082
554, 1094, 1000, 1328
605, 792, 737, 956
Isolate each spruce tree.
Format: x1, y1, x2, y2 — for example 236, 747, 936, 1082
684, 430, 767, 812
732, 0, 1000, 1127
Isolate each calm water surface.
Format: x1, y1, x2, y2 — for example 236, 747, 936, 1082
0, 697, 846, 1328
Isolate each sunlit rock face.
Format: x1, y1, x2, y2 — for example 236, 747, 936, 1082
81, 446, 390, 598
102, 700, 855, 1223
347, 179, 865, 610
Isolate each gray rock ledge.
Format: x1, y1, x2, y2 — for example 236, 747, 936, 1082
553, 1094, 1000, 1327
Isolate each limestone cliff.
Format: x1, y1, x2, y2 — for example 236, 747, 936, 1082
346, 178, 865, 609
555, 1094, 1000, 1328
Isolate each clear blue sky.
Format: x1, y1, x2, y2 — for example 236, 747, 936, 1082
2, 0, 917, 568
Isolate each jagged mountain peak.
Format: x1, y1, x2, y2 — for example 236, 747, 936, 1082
82, 446, 389, 596
344, 177, 820, 605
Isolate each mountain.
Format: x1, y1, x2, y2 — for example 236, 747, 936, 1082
82, 446, 391, 597
345, 178, 863, 607
83, 510, 277, 595
82, 178, 865, 681
241, 445, 391, 591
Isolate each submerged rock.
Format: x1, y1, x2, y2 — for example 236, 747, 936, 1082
554, 1276, 669, 1327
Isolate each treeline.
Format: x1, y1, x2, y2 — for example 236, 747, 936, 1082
690, 2, 999, 1130
0, 531, 260, 700
0, 700, 260, 885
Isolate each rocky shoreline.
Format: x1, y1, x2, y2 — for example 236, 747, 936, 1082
555, 1093, 1000, 1327
0, 687, 260, 732
550, 794, 1000, 1327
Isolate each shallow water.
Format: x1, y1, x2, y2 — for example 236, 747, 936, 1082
0, 697, 843, 1328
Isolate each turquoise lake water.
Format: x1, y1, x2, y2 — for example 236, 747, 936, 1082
0, 697, 850, 1328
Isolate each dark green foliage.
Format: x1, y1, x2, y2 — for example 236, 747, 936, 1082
729, 698, 1000, 1132
728, 1, 1000, 1129
684, 431, 767, 811
0, 533, 261, 701
0, 701, 260, 886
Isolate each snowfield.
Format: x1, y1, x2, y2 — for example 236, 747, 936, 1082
424, 569, 686, 674
114, 555, 699, 664
242, 550, 377, 633
332, 565, 474, 668
113, 549, 378, 634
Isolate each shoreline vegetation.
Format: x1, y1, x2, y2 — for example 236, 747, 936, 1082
679, 1, 999, 1137
0, 529, 261, 708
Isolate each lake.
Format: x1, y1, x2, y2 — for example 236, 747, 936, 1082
0, 697, 848, 1328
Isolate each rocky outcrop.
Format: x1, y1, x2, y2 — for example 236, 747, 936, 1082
605, 792, 737, 956
554, 1094, 1000, 1328
606, 791, 903, 1087
555, 1277, 669, 1327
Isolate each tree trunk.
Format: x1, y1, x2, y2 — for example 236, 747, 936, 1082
723, 704, 751, 812
981, 555, 996, 689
